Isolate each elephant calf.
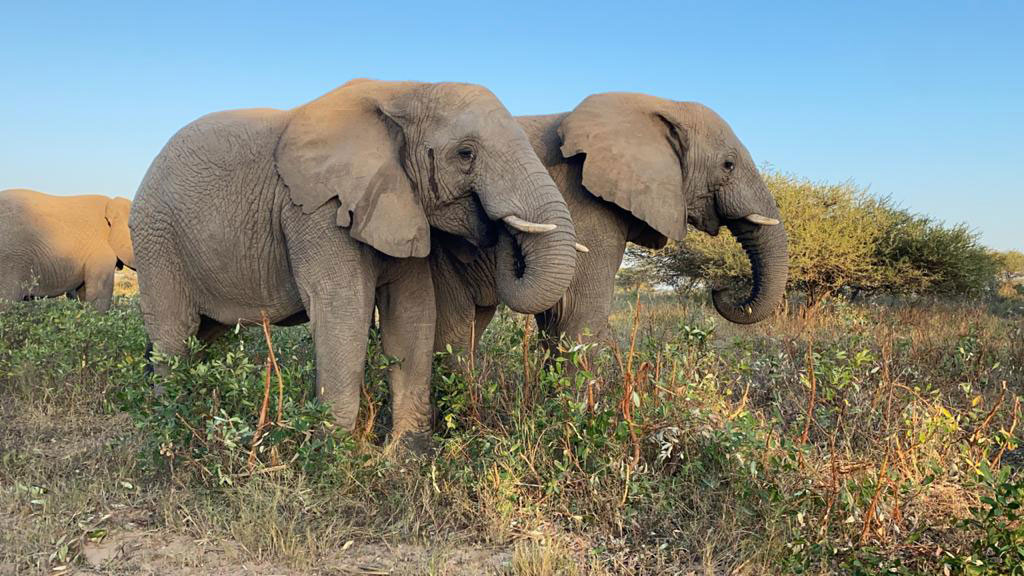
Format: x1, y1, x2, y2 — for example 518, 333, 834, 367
432, 92, 789, 354
0, 188, 134, 312
130, 79, 578, 448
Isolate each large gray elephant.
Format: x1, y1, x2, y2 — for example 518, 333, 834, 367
0, 188, 135, 312
130, 79, 578, 446
431, 92, 788, 355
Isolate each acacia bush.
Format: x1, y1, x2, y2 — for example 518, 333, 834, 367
1001, 251, 1024, 278
630, 172, 1004, 303
997, 250, 1024, 300
875, 211, 1002, 297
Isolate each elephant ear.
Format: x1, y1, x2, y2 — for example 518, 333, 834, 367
104, 197, 135, 268
559, 92, 687, 243
275, 82, 430, 258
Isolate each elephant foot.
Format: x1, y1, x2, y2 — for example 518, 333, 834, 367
394, 430, 435, 458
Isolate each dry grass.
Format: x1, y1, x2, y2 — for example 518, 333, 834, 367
1, 291, 1022, 574
114, 268, 138, 297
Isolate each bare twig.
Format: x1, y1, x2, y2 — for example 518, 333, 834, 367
970, 381, 1006, 445
259, 310, 285, 426
522, 315, 532, 395
860, 445, 891, 545
798, 340, 817, 468
993, 389, 1020, 469
623, 291, 643, 472
248, 355, 272, 470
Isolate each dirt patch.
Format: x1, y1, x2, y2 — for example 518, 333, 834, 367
70, 528, 513, 575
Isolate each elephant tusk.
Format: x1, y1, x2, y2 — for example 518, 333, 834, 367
503, 215, 557, 234
745, 213, 780, 226
575, 243, 590, 253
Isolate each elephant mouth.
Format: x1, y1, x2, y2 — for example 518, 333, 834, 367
477, 218, 500, 248
493, 226, 528, 278
509, 230, 527, 278
430, 193, 500, 249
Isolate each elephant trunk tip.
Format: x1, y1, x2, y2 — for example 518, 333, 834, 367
711, 288, 762, 325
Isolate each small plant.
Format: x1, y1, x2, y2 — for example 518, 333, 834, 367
945, 462, 1024, 575
117, 322, 402, 486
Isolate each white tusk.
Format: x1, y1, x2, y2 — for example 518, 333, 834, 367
575, 243, 590, 253
745, 213, 780, 226
502, 215, 557, 234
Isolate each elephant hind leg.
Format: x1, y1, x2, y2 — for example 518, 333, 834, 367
144, 305, 201, 360
137, 260, 201, 361
140, 315, 224, 379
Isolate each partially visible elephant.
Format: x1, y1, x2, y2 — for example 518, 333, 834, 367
0, 188, 135, 312
432, 92, 788, 355
131, 79, 578, 446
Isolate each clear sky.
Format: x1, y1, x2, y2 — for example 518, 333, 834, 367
2, 1, 1021, 250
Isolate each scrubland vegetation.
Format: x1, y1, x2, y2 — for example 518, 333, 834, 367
625, 172, 1021, 305
1, 287, 1022, 574
2, 175, 1023, 574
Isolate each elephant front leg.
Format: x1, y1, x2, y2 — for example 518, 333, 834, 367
429, 249, 480, 357
81, 254, 117, 312
376, 258, 436, 452
305, 284, 376, 433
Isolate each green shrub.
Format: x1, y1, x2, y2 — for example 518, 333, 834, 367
3, 293, 1022, 574
119, 325, 401, 485
626, 171, 1003, 303
875, 211, 1002, 297
945, 463, 1024, 575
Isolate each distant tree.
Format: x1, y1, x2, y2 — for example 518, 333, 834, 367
996, 250, 1024, 299
641, 173, 889, 304
1001, 250, 1024, 279
875, 211, 1001, 297
771, 173, 891, 301
616, 247, 661, 292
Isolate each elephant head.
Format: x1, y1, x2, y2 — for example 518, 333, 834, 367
276, 79, 577, 314
559, 92, 788, 324
104, 197, 134, 269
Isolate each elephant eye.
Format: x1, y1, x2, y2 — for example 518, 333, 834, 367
723, 160, 735, 172
457, 147, 475, 162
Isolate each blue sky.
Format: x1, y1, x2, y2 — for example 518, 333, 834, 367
2, 1, 1021, 250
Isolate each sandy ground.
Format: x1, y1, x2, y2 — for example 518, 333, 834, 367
69, 531, 514, 575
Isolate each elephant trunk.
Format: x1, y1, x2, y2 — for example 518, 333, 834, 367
109, 228, 136, 270
712, 218, 788, 325
479, 149, 577, 314
105, 199, 136, 270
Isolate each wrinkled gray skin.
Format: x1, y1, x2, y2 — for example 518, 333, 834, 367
130, 79, 577, 447
0, 189, 135, 312
432, 92, 788, 356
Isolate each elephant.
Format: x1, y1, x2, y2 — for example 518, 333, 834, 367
431, 92, 789, 357
130, 79, 579, 448
0, 188, 135, 312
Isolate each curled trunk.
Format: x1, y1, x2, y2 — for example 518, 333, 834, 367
494, 195, 576, 314
477, 148, 577, 315
712, 219, 788, 324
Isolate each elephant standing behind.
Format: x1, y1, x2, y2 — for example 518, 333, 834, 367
130, 79, 578, 446
0, 189, 134, 312
432, 92, 789, 355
